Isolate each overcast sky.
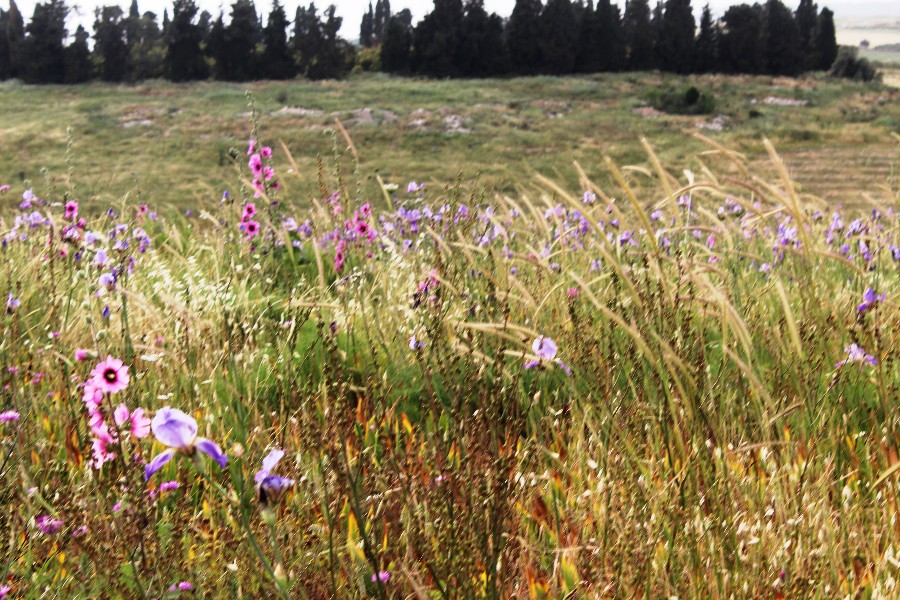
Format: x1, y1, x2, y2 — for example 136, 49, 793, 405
11, 0, 900, 40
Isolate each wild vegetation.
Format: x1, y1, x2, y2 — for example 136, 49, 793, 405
0, 87, 898, 597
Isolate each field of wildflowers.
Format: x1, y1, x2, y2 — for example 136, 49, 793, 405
0, 122, 898, 598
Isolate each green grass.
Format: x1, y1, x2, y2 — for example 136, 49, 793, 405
0, 75, 898, 598
1, 72, 898, 207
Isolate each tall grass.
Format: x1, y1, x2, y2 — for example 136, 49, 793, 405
0, 126, 898, 598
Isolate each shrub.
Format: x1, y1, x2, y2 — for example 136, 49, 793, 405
829, 46, 881, 82
647, 84, 717, 115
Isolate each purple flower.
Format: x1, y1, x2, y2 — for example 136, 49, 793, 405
6, 293, 20, 314
159, 480, 180, 492
371, 570, 391, 583
255, 449, 295, 506
144, 407, 228, 480
857, 287, 885, 314
0, 410, 20, 423
532, 336, 558, 361
836, 344, 878, 368
35, 515, 63, 534
168, 581, 192, 592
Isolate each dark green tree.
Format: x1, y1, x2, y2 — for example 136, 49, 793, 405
131, 10, 164, 80
795, 0, 817, 69
575, 1, 603, 73
359, 1, 373, 46
718, 3, 764, 74
539, 0, 577, 74
411, 0, 463, 77
94, 5, 130, 81
293, 3, 323, 77
262, 0, 294, 79
222, 0, 261, 81
813, 7, 837, 70
457, 0, 507, 76
205, 11, 227, 78
623, 0, 655, 70
596, 0, 625, 71
372, 0, 390, 43
311, 5, 345, 79
656, 0, 694, 73
19, 0, 68, 83
506, 0, 544, 75
762, 0, 801, 75
693, 3, 717, 73
65, 24, 92, 82
380, 12, 411, 72
165, 0, 208, 81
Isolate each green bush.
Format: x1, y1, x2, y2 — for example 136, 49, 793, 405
829, 46, 881, 82
647, 84, 717, 115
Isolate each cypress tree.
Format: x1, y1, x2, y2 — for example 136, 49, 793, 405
693, 3, 717, 73
623, 0, 654, 70
312, 5, 345, 79
596, 0, 625, 71
656, 0, 694, 74
411, 0, 463, 77
813, 7, 836, 70
380, 12, 411, 73
718, 3, 763, 74
506, 0, 544, 75
20, 0, 68, 83
795, 0, 817, 69
359, 2, 373, 47
540, 0, 577, 75
223, 0, 261, 81
457, 0, 506, 76
205, 12, 227, 79
165, 0, 208, 81
161, 7, 169, 34
262, 0, 294, 79
94, 5, 130, 81
65, 24, 92, 82
762, 0, 801, 75
131, 10, 163, 80
575, 1, 603, 73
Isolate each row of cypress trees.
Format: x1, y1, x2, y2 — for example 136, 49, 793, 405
0, 0, 840, 84
382, 0, 838, 77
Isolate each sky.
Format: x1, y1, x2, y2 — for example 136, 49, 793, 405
10, 0, 900, 41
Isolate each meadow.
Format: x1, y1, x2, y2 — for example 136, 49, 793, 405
0, 74, 899, 598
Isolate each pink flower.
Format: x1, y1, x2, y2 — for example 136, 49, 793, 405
248, 154, 263, 174
35, 515, 63, 534
64, 201, 79, 220
247, 139, 256, 156
168, 581, 192, 592
130, 408, 151, 438
371, 570, 390, 583
244, 220, 261, 240
0, 184, 10, 193
242, 203, 257, 221
262, 165, 275, 181
0, 410, 20, 422
90, 356, 130, 394
260, 146, 272, 159
114, 403, 130, 426
74, 348, 90, 361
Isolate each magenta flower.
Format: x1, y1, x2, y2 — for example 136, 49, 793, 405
114, 404, 151, 438
241, 203, 257, 221
248, 153, 263, 174
247, 139, 256, 156
35, 515, 63, 534
857, 287, 885, 314
0, 410, 20, 423
64, 201, 78, 220
168, 581, 192, 592
260, 146, 272, 159
145, 407, 228, 480
371, 570, 391, 583
0, 585, 9, 600
255, 449, 295, 506
244, 220, 261, 240
90, 356, 130, 394
836, 343, 878, 368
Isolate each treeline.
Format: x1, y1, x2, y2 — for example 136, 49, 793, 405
0, 0, 840, 84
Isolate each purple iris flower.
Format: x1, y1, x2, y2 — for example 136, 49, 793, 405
6, 293, 20, 314
255, 449, 294, 506
525, 336, 572, 376
835, 344, 878, 368
857, 287, 885, 314
144, 407, 228, 480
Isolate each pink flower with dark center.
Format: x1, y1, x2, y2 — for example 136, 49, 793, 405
248, 154, 263, 173
262, 165, 275, 181
244, 220, 261, 240
242, 203, 257, 221
64, 201, 78, 220
260, 146, 272, 159
90, 356, 130, 394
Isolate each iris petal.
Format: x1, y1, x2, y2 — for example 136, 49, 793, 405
196, 438, 228, 469
151, 407, 198, 448
145, 449, 175, 480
